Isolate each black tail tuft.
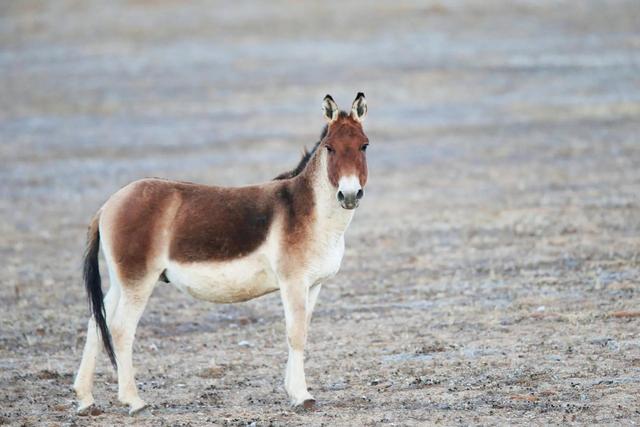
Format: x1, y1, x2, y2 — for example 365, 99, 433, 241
83, 222, 117, 370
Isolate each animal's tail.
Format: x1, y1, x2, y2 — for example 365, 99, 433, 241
83, 211, 117, 370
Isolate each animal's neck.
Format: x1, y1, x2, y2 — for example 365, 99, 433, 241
302, 146, 355, 237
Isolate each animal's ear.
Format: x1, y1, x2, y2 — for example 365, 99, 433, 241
351, 92, 367, 122
322, 94, 339, 123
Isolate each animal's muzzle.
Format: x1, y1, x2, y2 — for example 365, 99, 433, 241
337, 188, 364, 210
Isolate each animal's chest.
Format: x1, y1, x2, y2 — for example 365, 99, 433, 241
306, 235, 346, 284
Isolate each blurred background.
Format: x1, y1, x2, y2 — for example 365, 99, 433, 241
1, 1, 639, 424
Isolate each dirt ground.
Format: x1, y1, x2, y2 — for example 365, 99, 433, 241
1, 1, 640, 425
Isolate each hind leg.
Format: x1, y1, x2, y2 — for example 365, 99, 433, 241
110, 276, 156, 415
74, 281, 120, 412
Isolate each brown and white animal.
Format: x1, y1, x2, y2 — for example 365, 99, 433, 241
73, 93, 370, 415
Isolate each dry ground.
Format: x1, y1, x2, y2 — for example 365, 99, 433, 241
1, 1, 640, 425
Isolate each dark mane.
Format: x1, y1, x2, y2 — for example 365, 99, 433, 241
274, 111, 352, 180
273, 124, 328, 180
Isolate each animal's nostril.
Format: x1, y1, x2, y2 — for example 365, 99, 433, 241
356, 189, 364, 200
337, 191, 345, 201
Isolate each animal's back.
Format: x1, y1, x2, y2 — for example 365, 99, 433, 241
168, 180, 276, 263
99, 178, 278, 282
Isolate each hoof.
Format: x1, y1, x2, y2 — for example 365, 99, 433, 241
76, 393, 95, 414
302, 398, 316, 410
77, 403, 102, 417
293, 398, 316, 412
128, 402, 150, 416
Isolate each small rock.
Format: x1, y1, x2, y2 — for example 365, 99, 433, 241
199, 366, 224, 378
36, 370, 59, 380
606, 340, 620, 352
327, 381, 347, 391
590, 337, 613, 347
510, 394, 538, 402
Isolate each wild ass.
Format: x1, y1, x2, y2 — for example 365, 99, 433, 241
73, 93, 370, 414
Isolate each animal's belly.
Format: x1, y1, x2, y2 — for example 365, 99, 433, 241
165, 255, 279, 303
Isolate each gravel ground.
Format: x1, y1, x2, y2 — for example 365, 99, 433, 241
1, 1, 640, 425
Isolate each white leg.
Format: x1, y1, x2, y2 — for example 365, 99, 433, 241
281, 280, 314, 407
74, 283, 120, 412
110, 281, 154, 415
306, 284, 322, 328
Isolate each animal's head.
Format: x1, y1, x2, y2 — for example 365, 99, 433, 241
321, 93, 369, 210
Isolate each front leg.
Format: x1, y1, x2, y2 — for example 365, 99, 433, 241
280, 279, 315, 408
306, 283, 322, 329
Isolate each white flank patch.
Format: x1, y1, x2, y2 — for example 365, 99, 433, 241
165, 222, 283, 304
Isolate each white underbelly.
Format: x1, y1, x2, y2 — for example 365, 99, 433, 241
165, 254, 279, 303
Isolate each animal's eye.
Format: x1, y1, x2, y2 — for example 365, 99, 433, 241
326, 145, 335, 154
360, 143, 369, 152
